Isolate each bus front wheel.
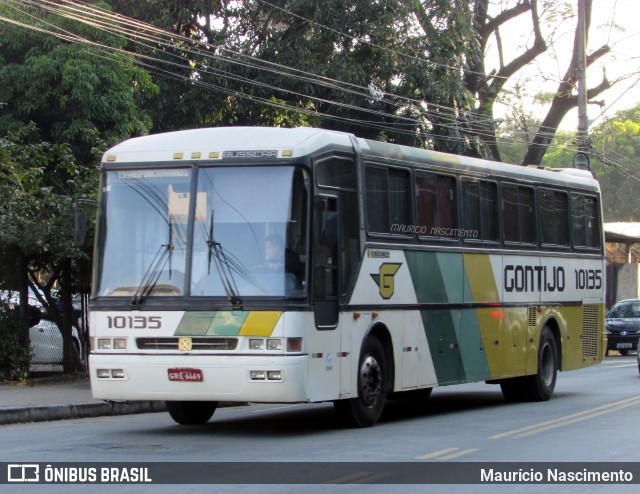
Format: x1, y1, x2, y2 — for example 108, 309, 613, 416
334, 336, 388, 428
166, 401, 218, 425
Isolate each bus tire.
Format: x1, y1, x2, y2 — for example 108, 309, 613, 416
500, 326, 558, 402
334, 337, 388, 427
527, 326, 558, 401
166, 401, 217, 425
499, 378, 527, 402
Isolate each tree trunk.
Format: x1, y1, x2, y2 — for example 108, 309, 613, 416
16, 250, 30, 350
61, 257, 83, 373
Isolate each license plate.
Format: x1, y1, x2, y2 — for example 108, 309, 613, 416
616, 343, 633, 349
168, 368, 203, 382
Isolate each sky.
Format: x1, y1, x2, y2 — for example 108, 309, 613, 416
487, 0, 640, 131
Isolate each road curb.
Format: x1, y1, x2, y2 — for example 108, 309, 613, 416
0, 401, 167, 426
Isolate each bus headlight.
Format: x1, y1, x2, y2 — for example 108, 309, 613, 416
267, 371, 282, 381
250, 370, 266, 380
114, 339, 128, 349
98, 339, 112, 349
249, 339, 264, 350
266, 338, 283, 351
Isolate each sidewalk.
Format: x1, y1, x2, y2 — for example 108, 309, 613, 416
0, 374, 166, 426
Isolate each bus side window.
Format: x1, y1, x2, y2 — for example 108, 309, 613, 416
461, 179, 499, 242
365, 165, 411, 235
539, 189, 570, 247
502, 184, 536, 245
571, 194, 601, 250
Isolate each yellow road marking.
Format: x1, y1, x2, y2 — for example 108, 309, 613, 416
489, 396, 640, 440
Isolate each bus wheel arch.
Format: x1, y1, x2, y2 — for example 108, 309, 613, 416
334, 324, 394, 427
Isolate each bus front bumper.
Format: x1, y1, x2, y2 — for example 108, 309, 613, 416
89, 353, 309, 403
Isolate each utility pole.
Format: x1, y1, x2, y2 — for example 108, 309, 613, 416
574, 0, 590, 170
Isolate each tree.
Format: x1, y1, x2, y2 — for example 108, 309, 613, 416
522, 0, 613, 165
464, 0, 547, 161
0, 2, 157, 373
466, 0, 627, 166
587, 103, 640, 221
104, 0, 478, 152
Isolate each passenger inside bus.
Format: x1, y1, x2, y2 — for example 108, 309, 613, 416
264, 234, 303, 286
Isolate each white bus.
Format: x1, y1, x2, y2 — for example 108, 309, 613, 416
89, 127, 605, 427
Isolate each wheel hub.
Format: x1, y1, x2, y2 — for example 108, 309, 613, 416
359, 355, 382, 408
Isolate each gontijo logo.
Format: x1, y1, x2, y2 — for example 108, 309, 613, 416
370, 263, 402, 300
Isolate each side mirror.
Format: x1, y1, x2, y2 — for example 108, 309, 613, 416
74, 208, 88, 247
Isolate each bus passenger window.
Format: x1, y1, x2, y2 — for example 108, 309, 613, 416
416, 173, 457, 239
462, 180, 499, 242
365, 165, 411, 235
539, 189, 570, 247
502, 185, 536, 244
572, 194, 601, 249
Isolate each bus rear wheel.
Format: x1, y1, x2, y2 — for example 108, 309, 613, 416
166, 401, 217, 425
500, 326, 558, 402
334, 336, 388, 428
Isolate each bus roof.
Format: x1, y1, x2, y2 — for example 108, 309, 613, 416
102, 126, 598, 190
102, 127, 353, 164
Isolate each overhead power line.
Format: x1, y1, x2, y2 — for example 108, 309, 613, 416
0, 0, 638, 178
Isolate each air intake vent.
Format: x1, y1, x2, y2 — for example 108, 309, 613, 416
527, 306, 537, 328
136, 337, 238, 351
581, 304, 601, 359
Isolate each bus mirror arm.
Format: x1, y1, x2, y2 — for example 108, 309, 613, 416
73, 198, 98, 247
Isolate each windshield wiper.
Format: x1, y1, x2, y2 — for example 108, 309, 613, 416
130, 221, 174, 308
206, 212, 241, 305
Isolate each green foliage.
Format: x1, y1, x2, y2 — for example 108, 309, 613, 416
588, 102, 640, 222
107, 0, 477, 151
0, 301, 30, 382
0, 2, 157, 373
0, 125, 93, 261
0, 2, 158, 165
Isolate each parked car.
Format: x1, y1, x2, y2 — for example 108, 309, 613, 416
1, 289, 82, 371
605, 299, 640, 355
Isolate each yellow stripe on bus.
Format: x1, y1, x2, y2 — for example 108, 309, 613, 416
238, 311, 282, 336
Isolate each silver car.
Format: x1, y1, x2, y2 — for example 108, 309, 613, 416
2, 290, 82, 371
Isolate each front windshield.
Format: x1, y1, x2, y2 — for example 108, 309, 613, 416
94, 165, 308, 300
608, 302, 640, 319
191, 166, 308, 299
95, 169, 191, 298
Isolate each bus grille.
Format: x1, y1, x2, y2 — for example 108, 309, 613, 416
136, 337, 238, 351
581, 304, 601, 359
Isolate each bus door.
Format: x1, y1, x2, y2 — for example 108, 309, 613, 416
314, 196, 339, 329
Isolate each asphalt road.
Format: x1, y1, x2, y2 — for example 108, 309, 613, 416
1, 354, 639, 493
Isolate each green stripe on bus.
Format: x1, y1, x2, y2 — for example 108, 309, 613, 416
175, 311, 249, 336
